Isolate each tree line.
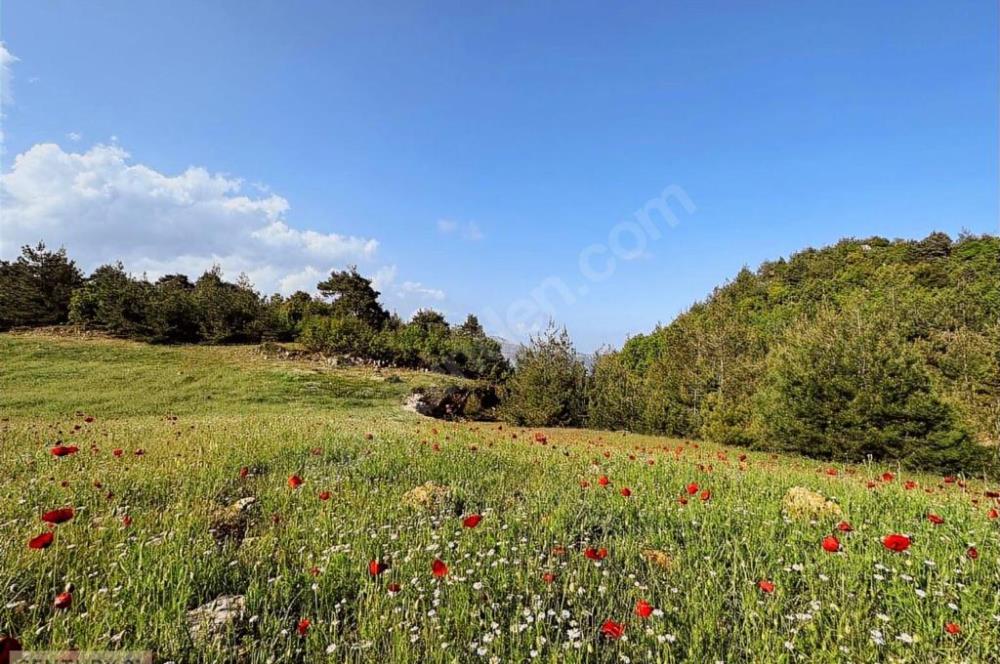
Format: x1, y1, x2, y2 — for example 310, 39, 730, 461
0, 243, 509, 381
3, 232, 998, 474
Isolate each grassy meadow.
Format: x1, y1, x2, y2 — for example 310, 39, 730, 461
1, 332, 999, 663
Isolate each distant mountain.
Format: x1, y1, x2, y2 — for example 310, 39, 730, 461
494, 336, 594, 369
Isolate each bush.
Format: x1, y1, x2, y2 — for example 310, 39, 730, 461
752, 302, 987, 473
500, 325, 587, 427
0, 243, 83, 330
300, 315, 375, 357
69, 264, 152, 338
587, 350, 642, 430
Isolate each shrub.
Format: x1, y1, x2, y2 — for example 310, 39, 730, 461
500, 324, 587, 427
752, 302, 986, 473
0, 243, 83, 330
69, 264, 152, 338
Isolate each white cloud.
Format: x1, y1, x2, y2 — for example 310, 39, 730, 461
400, 280, 445, 300
0, 142, 380, 294
0, 42, 19, 148
66, 132, 82, 142
368, 263, 445, 303
436, 218, 484, 242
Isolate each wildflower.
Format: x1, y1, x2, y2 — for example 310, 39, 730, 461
584, 547, 608, 561
758, 580, 775, 594
837, 521, 853, 532
598, 476, 610, 487
620, 487, 632, 498
288, 475, 304, 489
431, 559, 449, 577
297, 618, 310, 636
369, 560, 388, 577
686, 482, 699, 495
239, 466, 249, 479
822, 535, 841, 553
944, 622, 961, 635
318, 491, 331, 501
41, 508, 74, 524
50, 445, 79, 457
53, 592, 72, 610
635, 600, 653, 618
927, 514, 944, 525
882, 534, 911, 552
967, 546, 979, 560
463, 514, 482, 528
28, 532, 54, 550
600, 620, 625, 640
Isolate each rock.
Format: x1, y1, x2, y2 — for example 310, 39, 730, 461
404, 386, 499, 420
640, 548, 674, 570
782, 486, 842, 521
209, 497, 257, 544
187, 595, 245, 644
402, 482, 452, 511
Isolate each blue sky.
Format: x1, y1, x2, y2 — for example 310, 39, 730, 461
1, 1, 997, 350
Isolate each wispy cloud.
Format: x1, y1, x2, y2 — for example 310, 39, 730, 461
437, 218, 484, 242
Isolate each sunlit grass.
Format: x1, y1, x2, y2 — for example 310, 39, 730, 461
1, 333, 998, 662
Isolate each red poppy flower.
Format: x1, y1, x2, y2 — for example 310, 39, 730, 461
309, 566, 321, 577
288, 475, 303, 489
112, 448, 124, 458
584, 547, 608, 561
318, 491, 331, 501
927, 513, 944, 525
121, 515, 132, 528
297, 618, 310, 636
966, 546, 979, 560
882, 534, 911, 552
598, 475, 610, 487
822, 535, 841, 553
41, 508, 74, 524
881, 472, 895, 482
700, 489, 712, 502
239, 467, 249, 479
836, 521, 853, 532
620, 487, 632, 497
50, 445, 79, 457
600, 619, 625, 640
635, 600, 653, 618
53, 592, 72, 610
678, 496, 689, 505
989, 508, 999, 520
462, 514, 482, 528
369, 559, 387, 576
686, 482, 699, 495
904, 481, 917, 490
944, 622, 961, 635
28, 532, 54, 550
758, 579, 775, 594
541, 572, 556, 584
387, 582, 402, 594
431, 559, 449, 577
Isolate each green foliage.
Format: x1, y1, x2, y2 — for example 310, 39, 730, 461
586, 350, 642, 430
300, 315, 376, 357
752, 301, 986, 473
607, 232, 1000, 473
500, 324, 587, 426
317, 266, 389, 330
69, 263, 153, 338
0, 243, 83, 329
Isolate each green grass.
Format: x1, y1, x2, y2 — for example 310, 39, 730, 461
1, 332, 998, 663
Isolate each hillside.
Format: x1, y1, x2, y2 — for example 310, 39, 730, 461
590, 232, 1000, 472
2, 334, 998, 662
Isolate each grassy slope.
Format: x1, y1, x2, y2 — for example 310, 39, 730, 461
1, 333, 998, 663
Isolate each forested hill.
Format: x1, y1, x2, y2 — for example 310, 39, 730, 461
589, 232, 1000, 473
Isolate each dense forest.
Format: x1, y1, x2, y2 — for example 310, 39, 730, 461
580, 232, 1000, 473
